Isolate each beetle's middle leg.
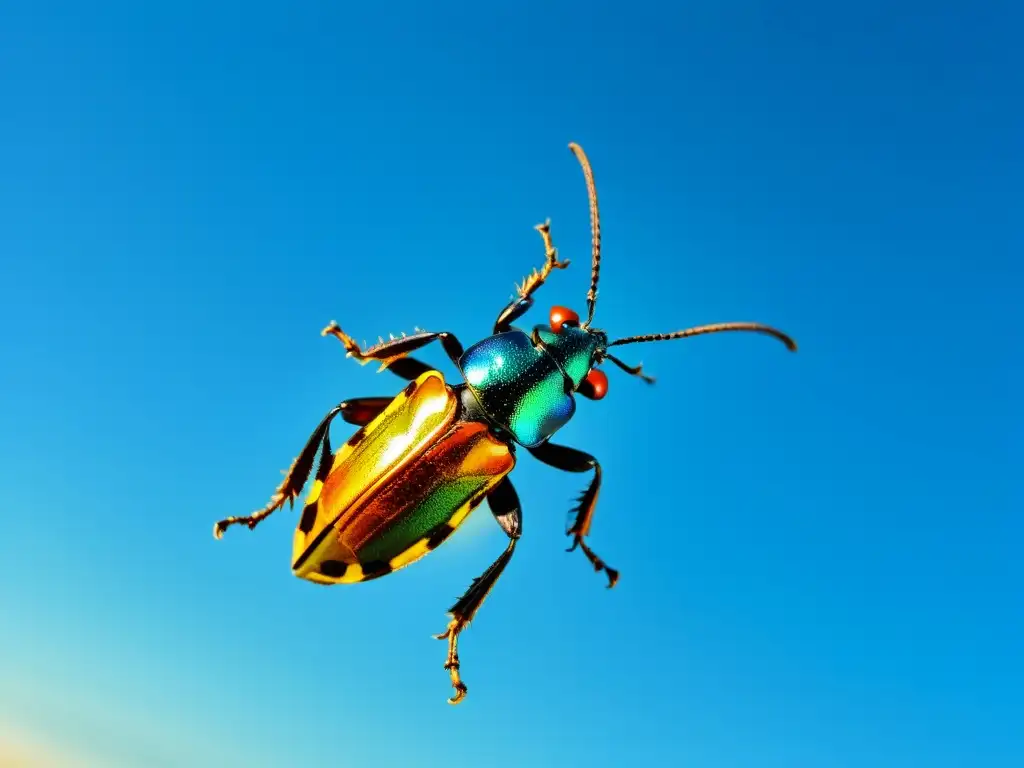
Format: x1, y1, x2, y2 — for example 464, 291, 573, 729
322, 322, 465, 379
212, 396, 392, 539
493, 219, 571, 333
528, 441, 619, 588
435, 477, 522, 704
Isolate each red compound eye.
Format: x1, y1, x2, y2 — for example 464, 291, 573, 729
549, 306, 580, 333
584, 368, 609, 400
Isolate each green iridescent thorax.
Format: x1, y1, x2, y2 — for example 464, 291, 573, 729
458, 331, 576, 447
532, 325, 604, 389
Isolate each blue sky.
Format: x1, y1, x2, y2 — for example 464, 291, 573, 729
1, 1, 1020, 766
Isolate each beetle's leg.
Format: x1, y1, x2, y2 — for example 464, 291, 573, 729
213, 404, 349, 539
213, 396, 396, 539
493, 219, 571, 333
338, 396, 393, 426
435, 477, 522, 704
321, 322, 465, 377
603, 353, 656, 384
527, 442, 618, 588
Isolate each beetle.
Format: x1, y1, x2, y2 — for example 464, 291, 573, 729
213, 142, 797, 704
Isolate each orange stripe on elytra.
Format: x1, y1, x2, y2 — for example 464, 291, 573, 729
340, 422, 514, 556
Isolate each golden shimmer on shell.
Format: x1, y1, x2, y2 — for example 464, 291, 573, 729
291, 370, 515, 584
302, 562, 366, 586
291, 371, 455, 579
356, 420, 514, 565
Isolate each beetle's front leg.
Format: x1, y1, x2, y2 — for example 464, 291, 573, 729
435, 477, 522, 704
528, 441, 619, 588
493, 220, 571, 333
321, 322, 464, 381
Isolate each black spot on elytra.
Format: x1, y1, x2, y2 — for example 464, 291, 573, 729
298, 502, 318, 534
346, 426, 366, 447
427, 524, 456, 550
360, 560, 392, 580
319, 560, 348, 578
402, 380, 416, 397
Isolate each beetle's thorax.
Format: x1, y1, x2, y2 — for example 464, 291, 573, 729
457, 327, 601, 448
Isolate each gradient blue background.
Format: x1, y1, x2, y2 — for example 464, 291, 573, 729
1, 1, 1019, 766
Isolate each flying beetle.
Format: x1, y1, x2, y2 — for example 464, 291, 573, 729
213, 142, 797, 704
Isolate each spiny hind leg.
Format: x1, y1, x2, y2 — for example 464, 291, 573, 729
493, 219, 571, 333
213, 403, 350, 539
527, 441, 619, 588
212, 395, 392, 539
435, 477, 522, 704
338, 396, 394, 426
322, 322, 464, 380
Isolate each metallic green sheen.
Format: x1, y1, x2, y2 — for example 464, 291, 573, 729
357, 478, 481, 562
533, 325, 604, 388
458, 331, 576, 447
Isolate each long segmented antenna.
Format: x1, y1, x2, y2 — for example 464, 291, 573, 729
609, 322, 798, 351
569, 142, 602, 328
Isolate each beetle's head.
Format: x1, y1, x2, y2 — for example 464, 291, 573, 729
538, 143, 797, 401
533, 305, 610, 399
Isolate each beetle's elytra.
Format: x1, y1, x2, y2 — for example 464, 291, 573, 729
213, 142, 797, 704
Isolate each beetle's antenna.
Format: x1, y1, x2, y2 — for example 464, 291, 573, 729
569, 142, 602, 329
609, 322, 798, 351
